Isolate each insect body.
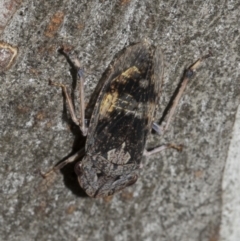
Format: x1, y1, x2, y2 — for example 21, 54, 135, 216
45, 41, 209, 198
75, 42, 163, 197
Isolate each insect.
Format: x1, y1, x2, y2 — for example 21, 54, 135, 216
43, 41, 210, 198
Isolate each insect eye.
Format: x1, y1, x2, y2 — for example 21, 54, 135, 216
74, 163, 82, 175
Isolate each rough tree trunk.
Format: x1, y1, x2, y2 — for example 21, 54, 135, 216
1, 0, 239, 241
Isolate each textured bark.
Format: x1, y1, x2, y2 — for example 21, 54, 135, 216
1, 0, 240, 240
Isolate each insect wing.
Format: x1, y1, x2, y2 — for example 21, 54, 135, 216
86, 42, 164, 166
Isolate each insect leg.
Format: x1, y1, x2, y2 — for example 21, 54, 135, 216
42, 77, 86, 177
72, 58, 88, 136
49, 74, 88, 136
146, 53, 212, 157
49, 80, 81, 125
41, 148, 85, 177
162, 52, 212, 133
143, 144, 183, 157
152, 122, 164, 135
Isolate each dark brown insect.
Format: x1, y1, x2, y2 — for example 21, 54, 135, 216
43, 41, 210, 198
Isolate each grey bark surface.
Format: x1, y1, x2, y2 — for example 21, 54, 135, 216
1, 0, 239, 241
